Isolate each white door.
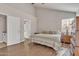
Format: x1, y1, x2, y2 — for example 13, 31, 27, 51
24, 19, 31, 38
7, 16, 20, 45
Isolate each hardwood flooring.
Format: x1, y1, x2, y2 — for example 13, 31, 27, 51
0, 40, 56, 56
0, 42, 6, 48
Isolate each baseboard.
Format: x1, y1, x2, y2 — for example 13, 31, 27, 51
7, 40, 25, 46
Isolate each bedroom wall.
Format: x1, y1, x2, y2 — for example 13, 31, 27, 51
0, 3, 37, 43
35, 7, 76, 32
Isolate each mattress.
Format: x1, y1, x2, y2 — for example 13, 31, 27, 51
32, 34, 61, 42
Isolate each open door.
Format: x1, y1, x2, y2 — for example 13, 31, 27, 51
24, 19, 31, 39
7, 16, 20, 45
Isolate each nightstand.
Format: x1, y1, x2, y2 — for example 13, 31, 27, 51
62, 35, 72, 44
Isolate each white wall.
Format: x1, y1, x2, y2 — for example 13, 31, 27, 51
0, 3, 36, 43
31, 17, 37, 34
76, 11, 79, 16
35, 7, 76, 32
5, 3, 35, 16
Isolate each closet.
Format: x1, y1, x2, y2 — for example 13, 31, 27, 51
0, 14, 7, 48
0, 13, 21, 47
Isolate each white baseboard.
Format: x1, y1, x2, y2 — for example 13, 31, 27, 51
7, 40, 25, 46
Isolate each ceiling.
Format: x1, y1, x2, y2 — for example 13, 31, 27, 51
32, 3, 79, 13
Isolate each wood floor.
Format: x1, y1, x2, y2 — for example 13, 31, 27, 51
0, 40, 56, 56
0, 42, 6, 48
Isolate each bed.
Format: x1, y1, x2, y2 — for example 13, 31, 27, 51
31, 33, 61, 51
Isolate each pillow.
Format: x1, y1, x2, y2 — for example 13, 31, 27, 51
52, 31, 58, 34
41, 31, 49, 34
34, 32, 39, 34
48, 31, 53, 34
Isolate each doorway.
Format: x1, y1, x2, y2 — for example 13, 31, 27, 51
24, 19, 31, 39
0, 14, 7, 48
